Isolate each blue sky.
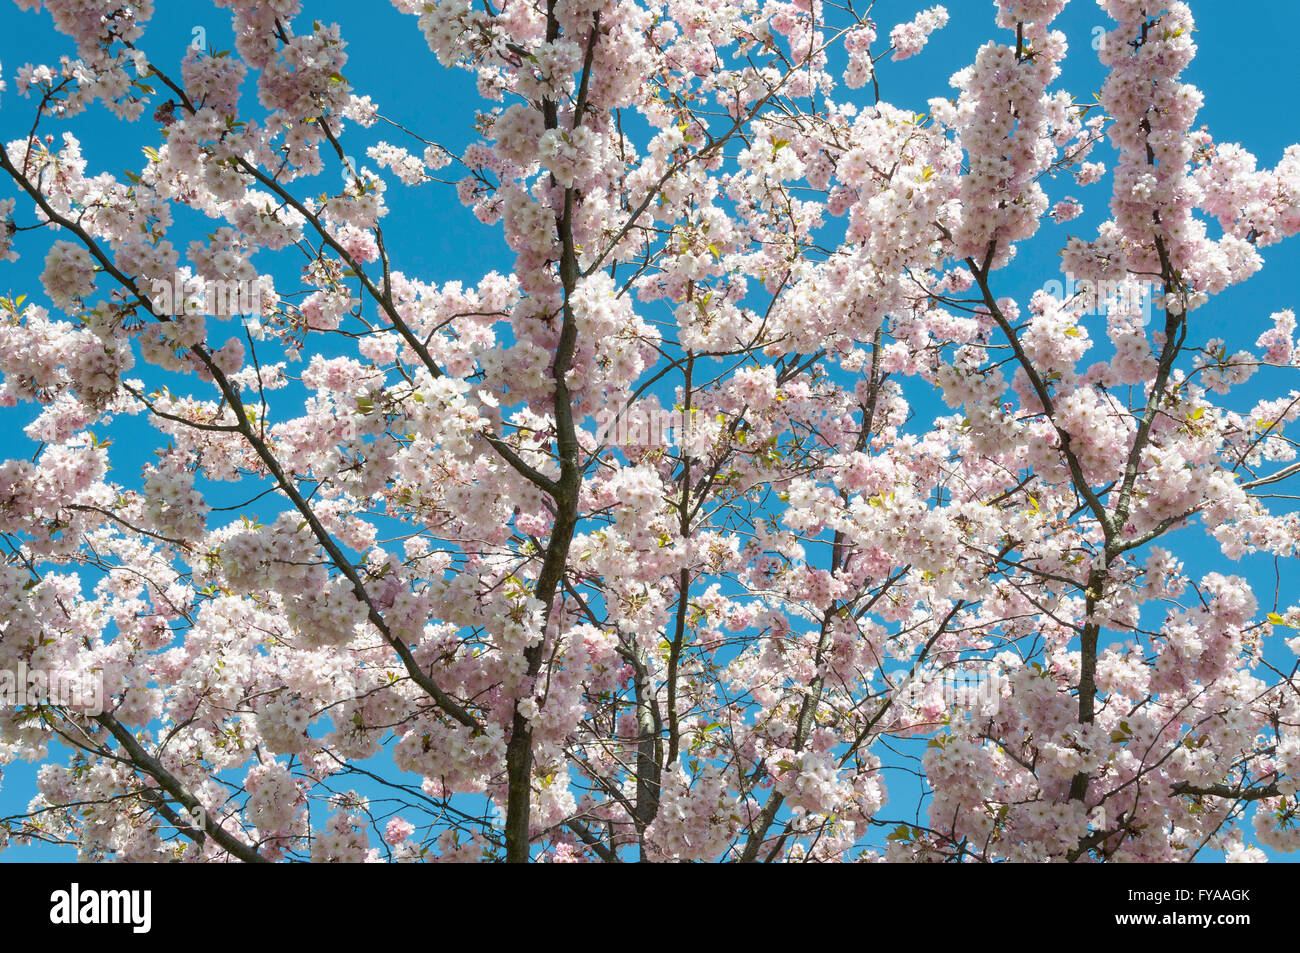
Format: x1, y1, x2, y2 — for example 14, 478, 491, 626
0, 0, 1297, 861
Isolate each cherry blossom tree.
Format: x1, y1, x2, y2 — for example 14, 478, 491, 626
0, 0, 1298, 863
